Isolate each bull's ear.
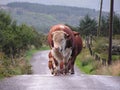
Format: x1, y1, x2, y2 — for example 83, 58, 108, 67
73, 31, 80, 36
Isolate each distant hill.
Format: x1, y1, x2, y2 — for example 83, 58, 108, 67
1, 2, 108, 33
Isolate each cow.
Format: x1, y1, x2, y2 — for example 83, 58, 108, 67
48, 24, 82, 75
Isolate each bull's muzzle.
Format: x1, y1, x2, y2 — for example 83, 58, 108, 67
54, 47, 63, 52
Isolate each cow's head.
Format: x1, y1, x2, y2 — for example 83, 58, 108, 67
52, 31, 69, 52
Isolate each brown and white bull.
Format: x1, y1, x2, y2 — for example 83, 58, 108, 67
48, 24, 82, 75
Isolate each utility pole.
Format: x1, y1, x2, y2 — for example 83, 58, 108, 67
108, 0, 114, 65
97, 0, 103, 37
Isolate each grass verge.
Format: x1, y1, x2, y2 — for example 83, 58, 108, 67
0, 57, 32, 79
75, 48, 96, 74
75, 48, 120, 76
0, 45, 50, 79
25, 45, 50, 61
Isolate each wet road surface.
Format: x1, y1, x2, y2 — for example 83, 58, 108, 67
0, 50, 120, 90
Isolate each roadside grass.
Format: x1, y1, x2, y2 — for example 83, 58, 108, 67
0, 57, 32, 79
39, 45, 50, 51
112, 55, 120, 61
96, 61, 120, 76
75, 48, 97, 74
0, 45, 50, 79
76, 47, 120, 76
25, 45, 50, 61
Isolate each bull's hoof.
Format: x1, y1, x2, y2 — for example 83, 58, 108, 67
54, 73, 59, 76
64, 68, 69, 74
51, 71, 54, 75
60, 68, 66, 74
71, 72, 74, 74
60, 71, 63, 74
53, 70, 61, 76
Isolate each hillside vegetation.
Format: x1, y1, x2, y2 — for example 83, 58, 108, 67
0, 2, 107, 33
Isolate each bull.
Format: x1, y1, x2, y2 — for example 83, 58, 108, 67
48, 24, 82, 75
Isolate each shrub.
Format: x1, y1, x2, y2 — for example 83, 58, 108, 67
0, 55, 32, 79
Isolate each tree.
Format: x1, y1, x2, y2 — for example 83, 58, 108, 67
100, 13, 120, 36
113, 14, 120, 35
0, 11, 43, 59
78, 15, 97, 36
100, 16, 109, 36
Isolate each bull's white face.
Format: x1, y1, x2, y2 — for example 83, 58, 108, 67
52, 31, 67, 52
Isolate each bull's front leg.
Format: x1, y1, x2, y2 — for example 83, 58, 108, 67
62, 58, 69, 75
53, 60, 64, 76
48, 52, 55, 75
48, 62, 60, 76
62, 47, 72, 74
48, 57, 58, 75
48, 51, 60, 75
48, 60, 54, 75
52, 60, 65, 75
59, 61, 64, 74
64, 58, 72, 74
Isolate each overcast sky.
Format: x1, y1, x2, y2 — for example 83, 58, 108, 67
0, 0, 120, 13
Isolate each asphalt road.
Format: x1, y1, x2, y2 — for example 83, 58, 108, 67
0, 50, 120, 90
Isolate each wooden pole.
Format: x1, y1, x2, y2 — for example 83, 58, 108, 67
108, 0, 114, 65
97, 0, 103, 36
